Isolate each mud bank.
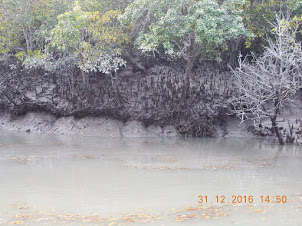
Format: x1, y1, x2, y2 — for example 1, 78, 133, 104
0, 61, 232, 137
0, 112, 180, 137
2, 111, 302, 144
1, 60, 302, 141
0, 111, 258, 138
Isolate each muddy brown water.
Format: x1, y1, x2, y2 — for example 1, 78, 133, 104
0, 132, 301, 225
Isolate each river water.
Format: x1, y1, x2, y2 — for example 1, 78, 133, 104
0, 132, 301, 225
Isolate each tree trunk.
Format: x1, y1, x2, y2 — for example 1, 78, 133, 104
229, 37, 245, 67
123, 51, 147, 74
182, 51, 200, 101
81, 70, 91, 102
286, 0, 291, 21
271, 96, 285, 145
23, 27, 34, 51
270, 115, 285, 145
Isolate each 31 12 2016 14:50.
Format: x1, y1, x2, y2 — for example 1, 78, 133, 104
198, 195, 287, 204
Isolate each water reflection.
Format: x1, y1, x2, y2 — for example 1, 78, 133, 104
0, 132, 301, 225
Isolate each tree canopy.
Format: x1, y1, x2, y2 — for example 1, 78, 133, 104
121, 0, 249, 59
0, 0, 301, 75
120, 0, 250, 98
23, 2, 128, 74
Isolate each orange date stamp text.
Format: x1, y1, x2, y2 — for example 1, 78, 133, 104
198, 195, 287, 204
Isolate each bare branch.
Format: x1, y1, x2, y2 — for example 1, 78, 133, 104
231, 15, 302, 126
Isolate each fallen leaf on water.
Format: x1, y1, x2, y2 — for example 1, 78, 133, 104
123, 217, 135, 222
176, 214, 195, 221
249, 209, 265, 214
12, 221, 24, 225
203, 215, 211, 220
80, 155, 95, 159
185, 206, 201, 211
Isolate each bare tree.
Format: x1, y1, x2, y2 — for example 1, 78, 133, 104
231, 15, 302, 145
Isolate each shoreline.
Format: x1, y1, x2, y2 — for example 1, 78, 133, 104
0, 112, 179, 138
0, 111, 254, 138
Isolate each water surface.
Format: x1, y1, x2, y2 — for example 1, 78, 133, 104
0, 133, 301, 225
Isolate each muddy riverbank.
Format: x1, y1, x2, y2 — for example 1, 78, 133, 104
0, 111, 252, 138
0, 61, 232, 137
0, 112, 180, 137
1, 60, 302, 141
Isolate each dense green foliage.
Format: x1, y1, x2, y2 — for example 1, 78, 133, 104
120, 0, 248, 60
243, 0, 302, 51
23, 2, 128, 74
0, 0, 301, 74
